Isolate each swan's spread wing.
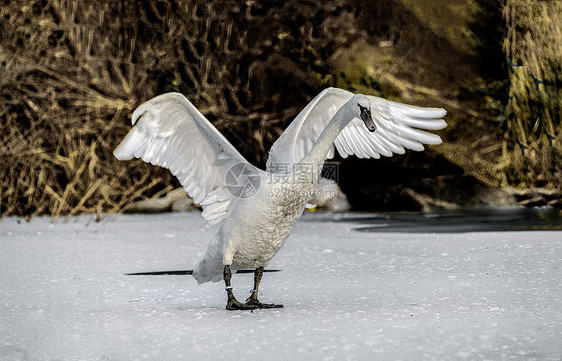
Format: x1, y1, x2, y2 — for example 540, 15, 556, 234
266, 87, 447, 170
114, 92, 259, 225
266, 88, 351, 171
335, 94, 447, 159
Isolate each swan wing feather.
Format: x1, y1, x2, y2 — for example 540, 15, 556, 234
266, 88, 351, 171
266, 87, 446, 169
114, 92, 258, 225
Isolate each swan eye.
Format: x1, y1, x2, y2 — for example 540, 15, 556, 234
358, 104, 370, 116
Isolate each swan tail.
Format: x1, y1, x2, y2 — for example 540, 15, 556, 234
192, 257, 223, 284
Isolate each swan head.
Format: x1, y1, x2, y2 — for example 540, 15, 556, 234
353, 95, 376, 132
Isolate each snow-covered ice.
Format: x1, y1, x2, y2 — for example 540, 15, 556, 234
1, 210, 561, 360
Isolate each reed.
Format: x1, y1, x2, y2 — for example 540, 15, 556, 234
501, 0, 562, 189
1, 0, 359, 220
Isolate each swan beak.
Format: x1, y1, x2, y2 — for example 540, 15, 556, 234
361, 109, 376, 132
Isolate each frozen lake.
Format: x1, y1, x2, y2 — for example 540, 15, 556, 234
1, 209, 561, 360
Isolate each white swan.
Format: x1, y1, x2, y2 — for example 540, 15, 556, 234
114, 87, 447, 310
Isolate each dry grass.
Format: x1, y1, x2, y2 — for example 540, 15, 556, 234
500, 0, 562, 189
0, 1, 193, 221
0, 0, 362, 220
4, 3, 120, 220
3, 0, 559, 221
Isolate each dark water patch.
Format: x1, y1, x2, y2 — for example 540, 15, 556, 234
303, 207, 562, 233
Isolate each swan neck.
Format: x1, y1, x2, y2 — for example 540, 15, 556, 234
301, 105, 351, 173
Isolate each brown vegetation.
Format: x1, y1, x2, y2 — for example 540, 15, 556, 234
501, 0, 561, 189
1, 0, 367, 220
2, 1, 162, 221
1, 0, 559, 221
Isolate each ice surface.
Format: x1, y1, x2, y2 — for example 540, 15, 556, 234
1, 211, 561, 360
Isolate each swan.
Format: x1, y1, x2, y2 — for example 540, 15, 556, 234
114, 87, 447, 310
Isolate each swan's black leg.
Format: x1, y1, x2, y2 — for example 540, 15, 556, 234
245, 267, 284, 309
224, 265, 258, 310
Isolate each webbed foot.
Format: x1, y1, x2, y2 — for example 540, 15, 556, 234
226, 298, 259, 311
223, 265, 283, 310
245, 297, 284, 309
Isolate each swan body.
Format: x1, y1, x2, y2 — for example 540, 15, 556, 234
114, 87, 447, 309
193, 172, 313, 283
